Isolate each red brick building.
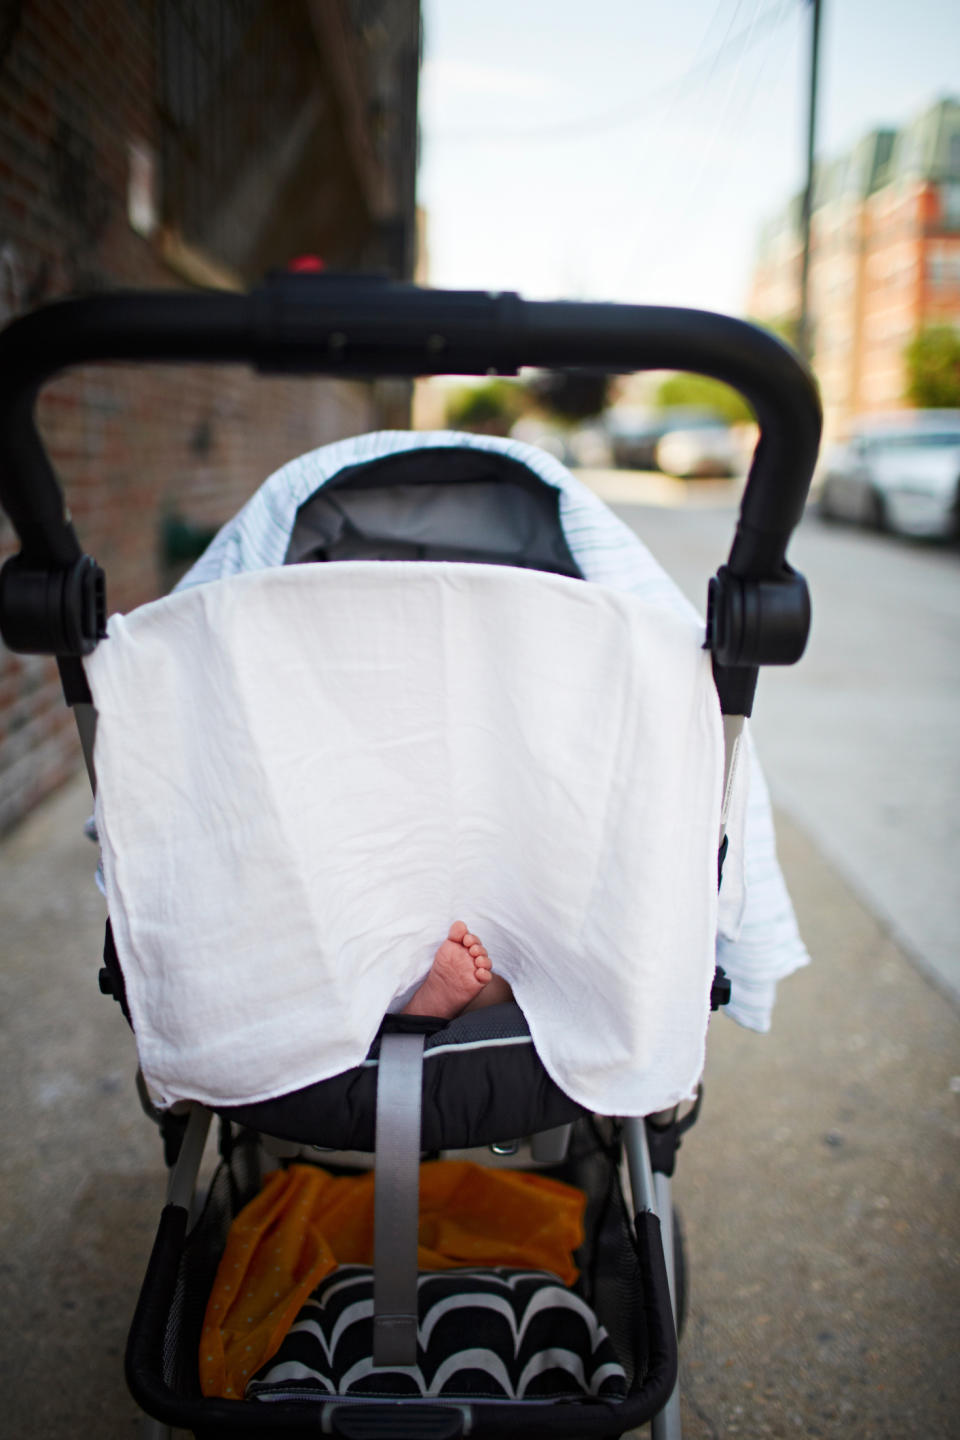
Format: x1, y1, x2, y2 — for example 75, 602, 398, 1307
748, 97, 960, 439
0, 0, 421, 831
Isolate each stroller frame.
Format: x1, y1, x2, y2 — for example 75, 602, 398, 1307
0, 275, 821, 1440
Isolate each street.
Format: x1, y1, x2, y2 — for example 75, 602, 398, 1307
592, 472, 960, 1007
0, 476, 958, 1438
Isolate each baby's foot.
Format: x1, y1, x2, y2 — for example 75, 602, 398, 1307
402, 922, 492, 1020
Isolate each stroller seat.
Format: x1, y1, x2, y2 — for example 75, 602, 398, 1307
220, 1002, 587, 1153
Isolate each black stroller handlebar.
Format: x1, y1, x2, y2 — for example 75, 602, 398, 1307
0, 277, 821, 710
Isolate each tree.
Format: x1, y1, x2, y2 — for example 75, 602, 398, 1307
750, 314, 801, 351
444, 379, 524, 435
654, 372, 754, 424
904, 326, 960, 408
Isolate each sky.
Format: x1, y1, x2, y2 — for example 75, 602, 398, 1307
417, 0, 960, 318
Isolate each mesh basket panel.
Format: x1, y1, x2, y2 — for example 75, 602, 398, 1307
560, 1119, 649, 1392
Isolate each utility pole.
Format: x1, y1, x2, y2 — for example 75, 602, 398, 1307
797, 0, 822, 365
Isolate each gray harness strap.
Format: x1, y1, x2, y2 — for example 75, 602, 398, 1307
372, 1029, 426, 1367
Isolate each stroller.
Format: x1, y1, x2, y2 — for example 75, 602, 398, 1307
0, 275, 821, 1440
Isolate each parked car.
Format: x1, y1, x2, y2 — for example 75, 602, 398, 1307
565, 421, 613, 469
606, 407, 720, 471
508, 416, 577, 468
816, 410, 960, 539
655, 423, 741, 479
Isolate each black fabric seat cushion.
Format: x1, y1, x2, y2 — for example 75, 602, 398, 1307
221, 1003, 588, 1151
247, 1265, 628, 1403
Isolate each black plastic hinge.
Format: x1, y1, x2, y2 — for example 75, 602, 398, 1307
645, 1087, 704, 1177
163, 1112, 190, 1168
0, 552, 106, 656
101, 921, 131, 1021
705, 562, 810, 669
710, 964, 731, 1011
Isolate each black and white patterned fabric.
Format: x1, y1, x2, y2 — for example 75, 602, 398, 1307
247, 1266, 628, 1402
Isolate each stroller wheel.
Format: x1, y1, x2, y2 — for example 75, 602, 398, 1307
672, 1205, 688, 1338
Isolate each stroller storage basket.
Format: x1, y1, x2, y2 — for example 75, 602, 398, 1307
125, 1124, 678, 1439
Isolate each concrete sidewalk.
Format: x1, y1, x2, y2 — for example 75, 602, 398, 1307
1, 774, 958, 1438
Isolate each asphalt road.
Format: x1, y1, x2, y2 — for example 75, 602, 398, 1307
1, 475, 958, 1438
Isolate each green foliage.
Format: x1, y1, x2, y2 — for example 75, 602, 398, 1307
444, 380, 524, 434
750, 314, 801, 351
904, 326, 960, 408
527, 370, 612, 423
654, 372, 754, 424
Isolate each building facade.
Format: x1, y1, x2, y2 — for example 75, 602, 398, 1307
0, 0, 420, 831
748, 98, 960, 439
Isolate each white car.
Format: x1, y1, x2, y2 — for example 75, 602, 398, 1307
654, 423, 741, 479
566, 421, 613, 469
816, 411, 960, 539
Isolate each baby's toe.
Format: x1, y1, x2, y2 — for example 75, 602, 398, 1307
448, 921, 468, 943
475, 964, 492, 983
468, 943, 485, 958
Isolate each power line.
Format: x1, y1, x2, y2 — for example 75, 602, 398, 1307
613, 0, 794, 299
428, 0, 798, 146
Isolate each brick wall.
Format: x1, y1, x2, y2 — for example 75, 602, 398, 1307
0, 0, 401, 832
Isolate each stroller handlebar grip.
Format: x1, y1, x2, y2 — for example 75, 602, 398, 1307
0, 279, 821, 671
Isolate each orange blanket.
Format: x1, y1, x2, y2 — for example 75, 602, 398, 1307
200, 1160, 586, 1399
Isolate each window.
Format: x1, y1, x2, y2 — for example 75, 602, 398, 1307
942, 182, 960, 228
157, 0, 321, 278
926, 244, 960, 287
949, 131, 960, 177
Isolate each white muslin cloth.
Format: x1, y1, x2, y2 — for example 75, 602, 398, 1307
85, 560, 732, 1117
174, 429, 809, 1032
